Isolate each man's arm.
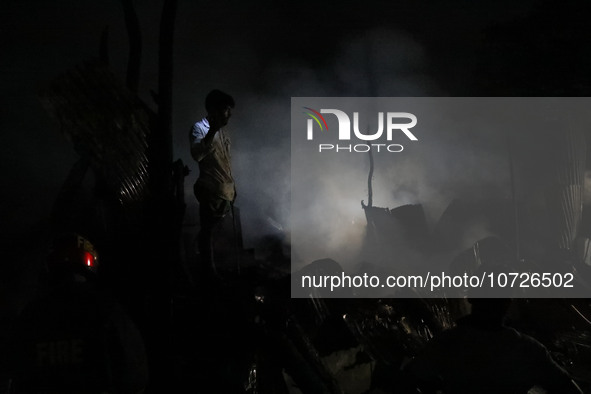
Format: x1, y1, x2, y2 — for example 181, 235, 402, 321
190, 119, 218, 162
201, 121, 219, 146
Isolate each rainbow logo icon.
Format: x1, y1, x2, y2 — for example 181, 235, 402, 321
303, 107, 328, 131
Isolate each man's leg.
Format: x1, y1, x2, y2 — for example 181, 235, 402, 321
197, 196, 230, 279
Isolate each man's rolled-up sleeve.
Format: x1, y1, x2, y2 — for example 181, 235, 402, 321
190, 122, 214, 162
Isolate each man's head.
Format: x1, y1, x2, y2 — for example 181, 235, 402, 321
205, 89, 235, 128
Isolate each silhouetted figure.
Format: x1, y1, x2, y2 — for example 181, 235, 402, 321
9, 233, 149, 394
189, 89, 236, 281
400, 298, 583, 394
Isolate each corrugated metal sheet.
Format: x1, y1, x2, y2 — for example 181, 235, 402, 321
554, 129, 586, 250
39, 61, 153, 205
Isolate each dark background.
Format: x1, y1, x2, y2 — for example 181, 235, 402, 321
3, 0, 590, 241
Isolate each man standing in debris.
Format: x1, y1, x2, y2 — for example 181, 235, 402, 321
189, 89, 236, 280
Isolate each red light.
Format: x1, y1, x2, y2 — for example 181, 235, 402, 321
84, 252, 94, 268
